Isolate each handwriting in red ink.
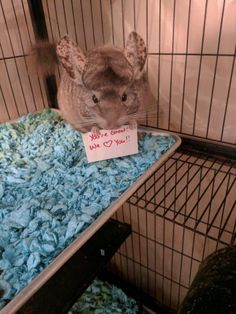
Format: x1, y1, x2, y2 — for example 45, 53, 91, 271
89, 143, 100, 150
110, 127, 128, 135
89, 132, 108, 141
103, 140, 113, 147
114, 139, 125, 145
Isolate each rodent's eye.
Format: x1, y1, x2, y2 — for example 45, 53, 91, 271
92, 94, 99, 104
122, 93, 127, 102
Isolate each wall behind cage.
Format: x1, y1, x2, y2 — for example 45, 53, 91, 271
1, 0, 236, 145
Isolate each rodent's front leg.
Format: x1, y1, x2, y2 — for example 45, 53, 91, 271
128, 120, 145, 140
91, 125, 101, 135
128, 120, 137, 130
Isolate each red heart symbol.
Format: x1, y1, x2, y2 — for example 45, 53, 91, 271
103, 140, 113, 147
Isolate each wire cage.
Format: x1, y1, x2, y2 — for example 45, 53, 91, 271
111, 148, 236, 309
0, 0, 236, 312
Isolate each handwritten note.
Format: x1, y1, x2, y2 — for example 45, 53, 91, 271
82, 125, 139, 162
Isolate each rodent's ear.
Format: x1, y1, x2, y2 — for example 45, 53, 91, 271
124, 31, 147, 78
56, 35, 86, 84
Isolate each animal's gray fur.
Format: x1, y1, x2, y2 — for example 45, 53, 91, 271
33, 32, 151, 132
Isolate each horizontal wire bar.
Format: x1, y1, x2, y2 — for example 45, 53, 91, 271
126, 200, 235, 247
116, 251, 190, 290
148, 52, 235, 57
0, 54, 29, 61
171, 155, 235, 175
121, 229, 203, 264
140, 124, 236, 148
127, 199, 234, 235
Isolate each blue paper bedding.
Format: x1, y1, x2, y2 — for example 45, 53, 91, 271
67, 278, 138, 314
0, 109, 175, 309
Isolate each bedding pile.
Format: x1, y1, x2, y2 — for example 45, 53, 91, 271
0, 109, 175, 308
67, 278, 139, 314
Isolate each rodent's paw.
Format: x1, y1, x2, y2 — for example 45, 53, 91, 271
91, 126, 101, 135
138, 131, 145, 140
129, 120, 137, 130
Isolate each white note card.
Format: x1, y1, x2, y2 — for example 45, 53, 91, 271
82, 125, 139, 163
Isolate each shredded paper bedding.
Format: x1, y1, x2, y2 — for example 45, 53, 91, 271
0, 109, 175, 308
68, 279, 139, 314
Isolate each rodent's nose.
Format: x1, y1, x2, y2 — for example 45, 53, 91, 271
99, 102, 123, 125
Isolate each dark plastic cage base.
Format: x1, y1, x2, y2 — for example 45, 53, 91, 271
13, 219, 131, 314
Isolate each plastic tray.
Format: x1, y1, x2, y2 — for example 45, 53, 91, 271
0, 118, 181, 313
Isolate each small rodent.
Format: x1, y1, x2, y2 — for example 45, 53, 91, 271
32, 32, 151, 133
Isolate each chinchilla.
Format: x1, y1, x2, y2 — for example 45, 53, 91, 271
32, 32, 153, 133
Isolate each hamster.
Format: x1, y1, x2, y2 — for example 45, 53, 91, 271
32, 32, 151, 133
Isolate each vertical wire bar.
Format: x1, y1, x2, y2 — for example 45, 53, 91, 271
154, 173, 157, 299
161, 162, 167, 303
110, 0, 115, 45
121, 205, 130, 282
21, 0, 46, 109
157, 0, 161, 128
188, 164, 203, 287
113, 212, 123, 275
158, 156, 209, 217
180, 0, 192, 133
169, 160, 178, 307
220, 54, 236, 141
206, 0, 226, 138
71, 0, 78, 43
194, 163, 233, 229
215, 174, 232, 249
53, 0, 61, 37
99, 0, 105, 44
168, 0, 176, 130
230, 217, 236, 245
133, 0, 136, 31
129, 203, 137, 288
177, 163, 190, 308
218, 199, 236, 239
208, 174, 235, 234
0, 84, 11, 120
121, 0, 125, 48
11, 0, 37, 112
90, 0, 96, 46
1, 1, 30, 113
201, 170, 217, 260
45, 0, 55, 41
145, 0, 149, 126
136, 201, 143, 292
80, 0, 87, 50
0, 43, 20, 116
144, 178, 150, 294
62, 0, 69, 34
182, 159, 225, 223
192, 0, 209, 135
